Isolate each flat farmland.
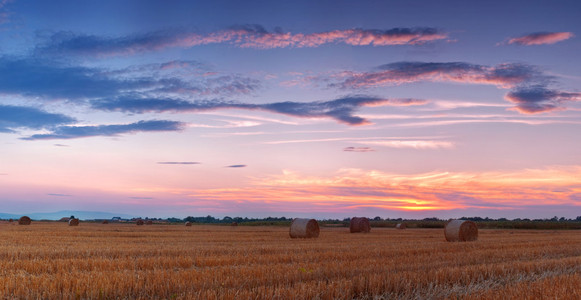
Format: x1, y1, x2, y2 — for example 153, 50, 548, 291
0, 223, 579, 299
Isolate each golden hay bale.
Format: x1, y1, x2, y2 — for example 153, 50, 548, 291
18, 216, 31, 225
185, 221, 192, 226
231, 222, 238, 227
289, 218, 319, 238
136, 219, 144, 226
396, 223, 407, 229
102, 220, 109, 224
445, 219, 478, 242
68, 218, 79, 226
349, 217, 371, 233
145, 220, 153, 225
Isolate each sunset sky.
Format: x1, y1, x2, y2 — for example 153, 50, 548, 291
1, 0, 580, 219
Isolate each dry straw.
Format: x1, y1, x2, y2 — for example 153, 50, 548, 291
445, 219, 478, 242
145, 220, 153, 225
396, 223, 407, 229
185, 221, 192, 226
68, 218, 79, 226
231, 222, 238, 227
102, 220, 109, 224
18, 216, 31, 225
136, 219, 144, 226
349, 217, 371, 233
289, 218, 320, 238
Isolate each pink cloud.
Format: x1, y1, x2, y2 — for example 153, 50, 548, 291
507, 32, 574, 46
40, 26, 449, 57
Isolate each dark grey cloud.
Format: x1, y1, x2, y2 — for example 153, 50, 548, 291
22, 120, 185, 140
0, 57, 258, 102
0, 57, 156, 100
505, 85, 580, 113
157, 162, 200, 165
92, 95, 409, 125
226, 165, 247, 168
343, 147, 375, 152
338, 61, 542, 89
0, 104, 75, 133
54, 144, 69, 147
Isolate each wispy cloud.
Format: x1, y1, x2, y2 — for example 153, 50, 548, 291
93, 96, 418, 126
358, 140, 454, 149
226, 164, 247, 168
336, 62, 541, 89
22, 120, 185, 140
157, 162, 200, 165
47, 193, 72, 197
0, 105, 75, 133
37, 25, 448, 56
506, 32, 574, 46
505, 85, 581, 113
343, 147, 375, 152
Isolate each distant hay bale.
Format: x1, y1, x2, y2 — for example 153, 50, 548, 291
289, 218, 319, 238
396, 223, 407, 229
145, 220, 153, 225
18, 216, 31, 225
349, 217, 371, 233
68, 218, 79, 226
136, 219, 144, 226
8, 219, 13, 223
445, 219, 478, 242
185, 221, 192, 226
102, 220, 109, 224
231, 222, 238, 227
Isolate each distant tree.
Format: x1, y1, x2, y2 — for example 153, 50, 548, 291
70, 215, 75, 219
577, 216, 581, 222
373, 216, 382, 221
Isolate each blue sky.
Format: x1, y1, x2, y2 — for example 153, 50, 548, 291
0, 0, 580, 219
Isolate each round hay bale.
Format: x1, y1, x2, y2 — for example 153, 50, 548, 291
102, 220, 109, 224
231, 222, 238, 227
396, 223, 407, 229
145, 220, 153, 225
18, 216, 31, 225
185, 221, 192, 226
349, 217, 371, 233
445, 219, 478, 242
68, 218, 79, 226
8, 219, 13, 223
289, 218, 319, 238
136, 219, 144, 226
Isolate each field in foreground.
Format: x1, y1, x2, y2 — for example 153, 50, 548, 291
0, 223, 579, 299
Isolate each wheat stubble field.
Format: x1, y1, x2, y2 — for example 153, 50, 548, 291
0, 223, 579, 299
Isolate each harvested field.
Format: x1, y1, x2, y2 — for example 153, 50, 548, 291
0, 223, 579, 299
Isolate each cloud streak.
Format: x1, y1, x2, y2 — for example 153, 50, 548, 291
37, 25, 448, 56
336, 62, 540, 89
507, 32, 574, 46
0, 105, 75, 133
157, 162, 200, 165
22, 120, 185, 140
93, 96, 423, 126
